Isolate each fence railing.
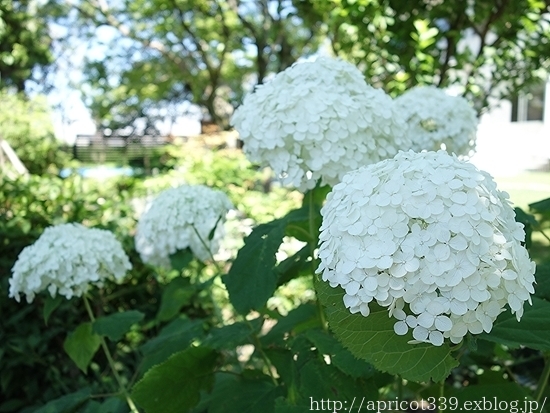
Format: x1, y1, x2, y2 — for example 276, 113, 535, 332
72, 135, 167, 170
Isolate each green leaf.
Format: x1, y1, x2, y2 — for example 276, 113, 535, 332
207, 372, 284, 413
284, 207, 313, 242
43, 294, 63, 325
260, 303, 319, 346
534, 263, 550, 301
514, 207, 537, 249
315, 277, 458, 382
139, 317, 204, 374
481, 297, 550, 350
92, 310, 145, 341
448, 382, 532, 407
208, 215, 223, 241
156, 277, 195, 322
285, 185, 328, 242
80, 400, 102, 413
132, 346, 218, 413
223, 219, 286, 314
32, 388, 92, 413
202, 318, 262, 350
263, 348, 299, 392
169, 248, 194, 272
63, 323, 101, 373
275, 246, 311, 287
98, 397, 127, 413
303, 329, 375, 379
274, 397, 307, 413
529, 197, 550, 214
297, 358, 378, 404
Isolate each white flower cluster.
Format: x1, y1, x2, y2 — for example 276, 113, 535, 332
231, 57, 410, 191
9, 223, 132, 303
394, 86, 478, 157
317, 150, 535, 346
135, 185, 233, 267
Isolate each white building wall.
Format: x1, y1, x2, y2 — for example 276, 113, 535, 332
469, 83, 550, 176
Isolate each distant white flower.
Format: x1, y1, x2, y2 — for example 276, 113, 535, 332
231, 56, 410, 191
394, 86, 478, 157
135, 185, 232, 267
317, 150, 535, 346
9, 223, 131, 303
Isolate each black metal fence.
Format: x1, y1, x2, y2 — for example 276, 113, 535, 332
72, 135, 167, 167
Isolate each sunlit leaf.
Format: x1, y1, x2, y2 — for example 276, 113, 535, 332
223, 220, 286, 314
132, 346, 218, 413
316, 278, 458, 382
63, 323, 101, 373
156, 277, 195, 322
139, 317, 204, 374
92, 310, 145, 341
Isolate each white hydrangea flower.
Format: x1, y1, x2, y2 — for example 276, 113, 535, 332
394, 86, 478, 157
9, 223, 132, 303
231, 56, 410, 191
317, 150, 535, 346
135, 185, 233, 267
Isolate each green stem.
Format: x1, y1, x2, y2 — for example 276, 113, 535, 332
190, 223, 224, 275
246, 320, 279, 386
535, 353, 550, 402
439, 379, 445, 399
537, 227, 550, 244
397, 376, 403, 399
190, 224, 225, 323
308, 190, 328, 331
83, 295, 140, 413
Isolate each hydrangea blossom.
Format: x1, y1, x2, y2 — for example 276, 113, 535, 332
394, 86, 478, 157
9, 223, 132, 303
317, 150, 535, 346
135, 185, 233, 267
231, 56, 410, 191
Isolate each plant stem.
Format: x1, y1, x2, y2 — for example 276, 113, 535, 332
535, 353, 550, 402
246, 319, 279, 386
190, 224, 225, 323
397, 376, 403, 399
439, 379, 445, 399
190, 223, 224, 275
538, 227, 550, 244
307, 189, 328, 331
83, 295, 140, 413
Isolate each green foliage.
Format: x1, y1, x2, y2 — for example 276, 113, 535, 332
63, 323, 101, 373
296, 0, 550, 112
224, 219, 287, 314
173, 143, 302, 222
31, 388, 92, 413
4, 139, 550, 412
0, 90, 71, 174
0, 172, 151, 411
132, 347, 218, 413
93, 311, 145, 342
0, 0, 53, 91
316, 276, 459, 382
481, 297, 550, 350
68, 0, 322, 130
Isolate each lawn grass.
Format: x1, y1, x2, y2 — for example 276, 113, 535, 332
493, 170, 550, 262
493, 171, 550, 210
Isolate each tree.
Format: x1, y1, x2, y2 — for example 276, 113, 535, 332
294, 0, 550, 113
0, 91, 70, 174
0, 0, 54, 91
64, 0, 322, 132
